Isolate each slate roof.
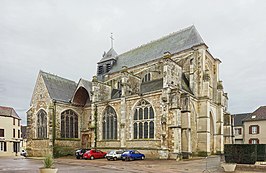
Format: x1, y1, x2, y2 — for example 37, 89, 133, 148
40, 71, 77, 103
108, 25, 204, 73
140, 78, 163, 94
0, 106, 21, 119
232, 113, 251, 126
243, 106, 266, 122
98, 48, 118, 64
75, 78, 92, 98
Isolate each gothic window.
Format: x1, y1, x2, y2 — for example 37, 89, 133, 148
142, 73, 151, 82
36, 110, 47, 139
102, 106, 117, 140
133, 100, 155, 139
61, 110, 78, 138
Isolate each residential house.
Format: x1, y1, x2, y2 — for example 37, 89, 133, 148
243, 106, 266, 144
0, 106, 22, 156
232, 113, 250, 144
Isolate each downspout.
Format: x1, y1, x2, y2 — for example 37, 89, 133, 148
52, 100, 56, 152
94, 105, 98, 148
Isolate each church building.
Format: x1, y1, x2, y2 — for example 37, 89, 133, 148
27, 25, 233, 159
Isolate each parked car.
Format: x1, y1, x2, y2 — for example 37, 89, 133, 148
20, 149, 27, 157
106, 150, 124, 161
83, 149, 107, 160
75, 149, 90, 159
121, 150, 145, 161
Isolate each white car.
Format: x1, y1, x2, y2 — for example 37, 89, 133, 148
106, 150, 124, 161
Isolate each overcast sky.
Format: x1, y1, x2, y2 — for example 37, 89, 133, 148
1, 0, 266, 125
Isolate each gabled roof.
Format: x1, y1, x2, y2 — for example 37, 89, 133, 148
243, 106, 266, 122
73, 78, 92, 98
108, 25, 204, 73
98, 48, 118, 64
232, 113, 251, 126
40, 71, 77, 103
0, 106, 21, 119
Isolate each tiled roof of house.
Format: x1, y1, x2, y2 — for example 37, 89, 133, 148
0, 106, 21, 119
232, 113, 251, 126
108, 25, 205, 73
40, 71, 77, 103
243, 106, 266, 122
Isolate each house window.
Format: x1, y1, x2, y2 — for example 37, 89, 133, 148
0, 129, 4, 137
142, 73, 151, 83
18, 119, 20, 126
102, 106, 117, 140
249, 125, 259, 134
18, 130, 20, 139
37, 110, 47, 139
13, 118, 15, 125
235, 128, 242, 135
61, 110, 78, 138
249, 138, 259, 144
133, 100, 154, 139
0, 142, 7, 152
13, 129, 15, 138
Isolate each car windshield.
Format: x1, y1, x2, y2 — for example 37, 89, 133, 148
123, 151, 130, 154
108, 151, 115, 154
116, 151, 123, 154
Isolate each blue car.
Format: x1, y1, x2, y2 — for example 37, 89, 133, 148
121, 150, 145, 161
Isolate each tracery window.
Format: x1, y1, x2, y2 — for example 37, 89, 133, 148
102, 106, 117, 140
36, 110, 47, 139
61, 110, 78, 138
133, 100, 154, 139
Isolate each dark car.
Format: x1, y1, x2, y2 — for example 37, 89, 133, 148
121, 150, 145, 161
75, 149, 90, 159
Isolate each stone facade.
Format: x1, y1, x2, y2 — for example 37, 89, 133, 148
27, 26, 233, 158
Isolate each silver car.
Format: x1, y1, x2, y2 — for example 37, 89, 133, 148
106, 150, 124, 161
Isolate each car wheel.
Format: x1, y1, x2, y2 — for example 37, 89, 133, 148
76, 156, 80, 159
113, 157, 117, 161
130, 157, 134, 161
90, 156, 94, 160
107, 158, 110, 161
141, 156, 145, 160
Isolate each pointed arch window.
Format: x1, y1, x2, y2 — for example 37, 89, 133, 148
36, 110, 47, 139
61, 110, 78, 138
133, 100, 154, 139
102, 106, 117, 140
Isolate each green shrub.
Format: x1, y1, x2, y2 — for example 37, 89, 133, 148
197, 151, 208, 157
257, 144, 266, 161
53, 146, 75, 158
224, 144, 258, 164
43, 155, 54, 168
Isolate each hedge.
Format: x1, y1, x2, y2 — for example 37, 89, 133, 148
224, 144, 266, 164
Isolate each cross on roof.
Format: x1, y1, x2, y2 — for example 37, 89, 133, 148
110, 33, 114, 48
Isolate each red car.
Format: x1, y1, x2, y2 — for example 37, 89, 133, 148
83, 149, 107, 160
